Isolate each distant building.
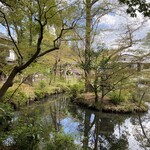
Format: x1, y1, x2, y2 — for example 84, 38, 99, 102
0, 32, 17, 64
5, 49, 16, 63
0, 32, 17, 80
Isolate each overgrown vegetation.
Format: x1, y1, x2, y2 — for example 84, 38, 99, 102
109, 92, 125, 105
0, 113, 81, 150
0, 0, 149, 149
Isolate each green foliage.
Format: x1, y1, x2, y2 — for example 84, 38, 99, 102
34, 81, 47, 100
55, 81, 70, 92
2, 89, 27, 106
38, 80, 46, 89
0, 103, 13, 131
130, 92, 139, 103
45, 132, 80, 150
69, 82, 84, 97
109, 92, 125, 105
2, 114, 80, 150
12, 124, 40, 150
34, 90, 45, 100
118, 0, 150, 17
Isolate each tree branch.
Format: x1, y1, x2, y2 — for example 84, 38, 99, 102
37, 25, 73, 58
0, 9, 23, 65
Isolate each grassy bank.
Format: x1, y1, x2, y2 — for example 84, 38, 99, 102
73, 93, 148, 113
0, 79, 81, 109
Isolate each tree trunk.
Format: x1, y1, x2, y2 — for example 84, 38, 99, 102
85, 0, 92, 92
94, 70, 99, 103
29, 12, 33, 46
94, 112, 100, 150
0, 66, 19, 100
83, 110, 91, 150
100, 77, 105, 111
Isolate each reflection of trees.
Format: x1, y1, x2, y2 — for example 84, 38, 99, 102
75, 108, 129, 150
50, 101, 60, 132
19, 95, 70, 132
139, 114, 150, 142
49, 96, 69, 132
83, 110, 92, 150
130, 112, 150, 149
15, 95, 150, 150
138, 113, 150, 148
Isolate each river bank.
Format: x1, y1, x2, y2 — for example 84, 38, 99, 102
1, 80, 149, 113
73, 93, 148, 113
1, 94, 149, 150
1, 81, 70, 110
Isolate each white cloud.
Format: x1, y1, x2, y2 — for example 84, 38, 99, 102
99, 14, 116, 26
94, 4, 150, 51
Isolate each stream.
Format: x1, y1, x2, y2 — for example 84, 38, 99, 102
11, 95, 150, 150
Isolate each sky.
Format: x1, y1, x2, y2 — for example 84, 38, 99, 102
93, 1, 150, 54
0, 0, 150, 55
0, 24, 6, 34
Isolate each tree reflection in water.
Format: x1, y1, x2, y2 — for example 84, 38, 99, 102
67, 101, 150, 150
15, 95, 150, 150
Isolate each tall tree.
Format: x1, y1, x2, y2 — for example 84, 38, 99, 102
84, 0, 93, 92
0, 0, 74, 100
71, 0, 115, 92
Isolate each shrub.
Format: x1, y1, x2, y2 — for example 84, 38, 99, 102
34, 81, 48, 100
2, 89, 27, 107
130, 92, 139, 102
0, 103, 13, 131
55, 82, 70, 92
45, 132, 80, 150
9, 120, 81, 150
109, 92, 125, 105
11, 124, 41, 150
34, 90, 45, 100
36, 80, 47, 90
69, 83, 84, 97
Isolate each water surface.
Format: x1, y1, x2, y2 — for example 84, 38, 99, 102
15, 95, 150, 150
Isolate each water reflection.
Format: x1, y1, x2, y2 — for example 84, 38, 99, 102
15, 95, 150, 150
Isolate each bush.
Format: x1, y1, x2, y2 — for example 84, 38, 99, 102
34, 81, 48, 100
2, 89, 27, 107
45, 132, 80, 150
10, 123, 41, 150
69, 83, 84, 97
109, 92, 125, 105
131, 92, 139, 102
34, 90, 45, 100
35, 80, 47, 90
55, 82, 70, 92
8, 120, 80, 150
0, 103, 13, 131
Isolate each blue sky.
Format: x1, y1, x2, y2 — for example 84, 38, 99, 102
0, 24, 7, 34
93, 8, 150, 51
